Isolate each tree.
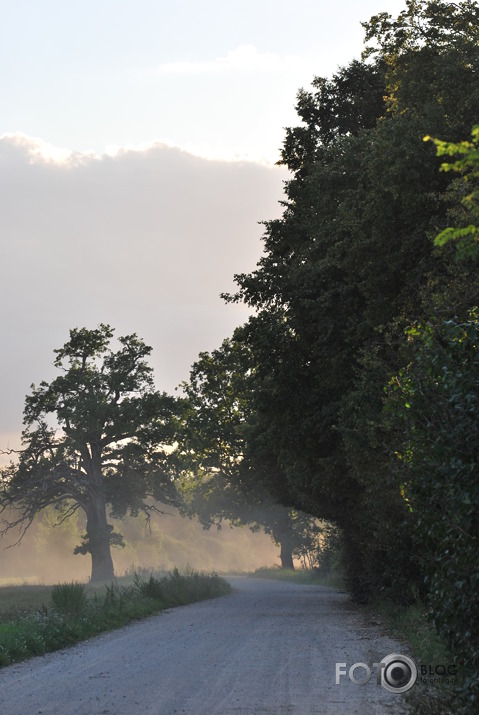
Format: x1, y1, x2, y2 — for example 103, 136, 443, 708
278, 59, 387, 175
177, 335, 325, 570
180, 473, 324, 571
222, 0, 479, 601
0, 325, 179, 582
382, 123, 479, 710
362, 0, 479, 137
425, 124, 479, 259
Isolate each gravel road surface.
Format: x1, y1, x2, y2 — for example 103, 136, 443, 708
0, 577, 411, 715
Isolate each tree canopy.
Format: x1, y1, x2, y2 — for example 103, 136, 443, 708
0, 324, 180, 581
177, 336, 325, 570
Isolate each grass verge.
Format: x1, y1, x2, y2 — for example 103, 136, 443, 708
366, 598, 460, 714
250, 565, 345, 589
0, 568, 231, 668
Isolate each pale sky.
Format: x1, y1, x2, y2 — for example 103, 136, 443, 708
1, 0, 406, 454
1, 0, 405, 162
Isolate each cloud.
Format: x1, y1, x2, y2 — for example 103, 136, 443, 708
2, 132, 275, 167
0, 132, 93, 165
0, 134, 287, 451
152, 45, 311, 76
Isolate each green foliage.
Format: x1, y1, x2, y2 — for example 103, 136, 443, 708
202, 2, 479, 707
177, 335, 326, 569
279, 59, 387, 173
226, 80, 447, 601
362, 1, 479, 134
176, 22, 479, 715
425, 125, 479, 258
51, 582, 87, 616
388, 315, 479, 710
134, 567, 231, 606
363, 0, 479, 60
369, 599, 460, 714
187, 2, 479, 614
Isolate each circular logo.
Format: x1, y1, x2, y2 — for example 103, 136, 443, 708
380, 654, 417, 693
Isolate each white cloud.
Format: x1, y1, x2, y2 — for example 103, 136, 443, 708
0, 133, 288, 450
1, 132, 100, 166
151, 45, 312, 76
103, 139, 270, 165
1, 133, 276, 167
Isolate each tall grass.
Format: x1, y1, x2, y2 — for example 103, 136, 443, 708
0, 569, 231, 667
51, 582, 87, 616
367, 599, 460, 715
134, 567, 231, 605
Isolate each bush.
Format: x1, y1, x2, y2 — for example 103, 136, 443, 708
389, 315, 479, 711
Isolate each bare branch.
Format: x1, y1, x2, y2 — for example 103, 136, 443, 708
55, 502, 82, 526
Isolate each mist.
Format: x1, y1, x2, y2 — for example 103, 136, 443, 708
0, 507, 281, 584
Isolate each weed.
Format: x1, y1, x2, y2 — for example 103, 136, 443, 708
51, 582, 87, 617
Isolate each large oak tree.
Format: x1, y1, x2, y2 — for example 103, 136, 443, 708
0, 324, 179, 581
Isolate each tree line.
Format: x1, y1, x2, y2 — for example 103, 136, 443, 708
1, 0, 479, 710
180, 1, 479, 707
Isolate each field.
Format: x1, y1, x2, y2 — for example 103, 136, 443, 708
0, 582, 54, 619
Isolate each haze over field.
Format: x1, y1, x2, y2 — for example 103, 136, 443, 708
0, 507, 280, 584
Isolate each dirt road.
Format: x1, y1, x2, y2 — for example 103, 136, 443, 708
0, 578, 411, 714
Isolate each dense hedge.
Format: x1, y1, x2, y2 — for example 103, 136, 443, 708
389, 316, 479, 710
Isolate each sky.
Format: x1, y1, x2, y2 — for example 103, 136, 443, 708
1, 0, 406, 454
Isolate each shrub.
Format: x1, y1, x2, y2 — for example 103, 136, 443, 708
388, 315, 479, 711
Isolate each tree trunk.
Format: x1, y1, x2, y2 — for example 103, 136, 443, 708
279, 511, 295, 569
86, 494, 115, 582
272, 508, 296, 570
280, 538, 295, 570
